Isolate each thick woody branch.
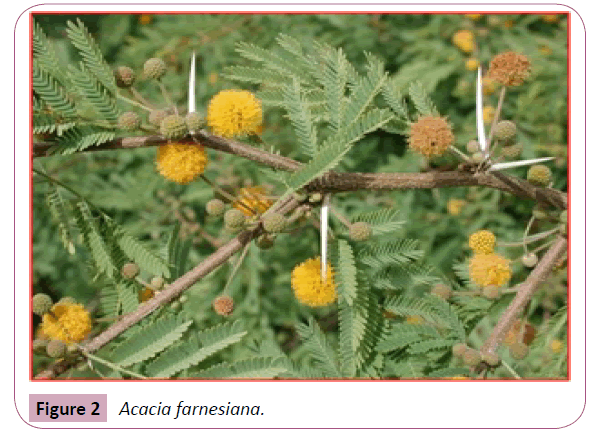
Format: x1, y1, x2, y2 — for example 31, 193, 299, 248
480, 236, 568, 356
33, 133, 567, 209
35, 197, 300, 379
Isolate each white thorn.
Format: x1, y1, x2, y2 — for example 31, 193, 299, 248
188, 51, 197, 124
320, 194, 330, 280
490, 157, 556, 171
476, 66, 488, 156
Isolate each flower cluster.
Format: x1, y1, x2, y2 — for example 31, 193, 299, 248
469, 253, 512, 287
469, 230, 496, 254
40, 303, 92, 344
452, 30, 475, 53
207, 90, 263, 138
487, 51, 531, 87
156, 142, 208, 184
291, 257, 337, 307
407, 116, 454, 157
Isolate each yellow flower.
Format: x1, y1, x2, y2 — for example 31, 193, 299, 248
469, 230, 496, 254
40, 303, 92, 344
465, 14, 481, 21
156, 142, 208, 184
482, 77, 497, 95
291, 257, 337, 307
207, 90, 262, 138
469, 253, 512, 287
483, 105, 496, 124
138, 14, 152, 25
465, 58, 479, 71
539, 45, 553, 56
487, 51, 531, 87
452, 30, 475, 53
541, 14, 559, 23
447, 198, 466, 216
549, 339, 564, 354
407, 116, 455, 157
234, 186, 273, 217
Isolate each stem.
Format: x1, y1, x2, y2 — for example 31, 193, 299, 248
221, 243, 250, 295
130, 87, 156, 110
329, 205, 352, 228
117, 93, 152, 112
501, 360, 522, 380
199, 175, 258, 216
498, 228, 559, 247
449, 145, 472, 162
486, 86, 507, 150
80, 349, 148, 379
523, 216, 536, 253
157, 79, 178, 115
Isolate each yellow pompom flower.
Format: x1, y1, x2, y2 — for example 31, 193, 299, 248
447, 198, 466, 216
465, 58, 479, 71
207, 89, 262, 138
465, 14, 481, 21
549, 339, 564, 354
469, 253, 512, 287
483, 105, 496, 124
407, 116, 455, 157
482, 77, 497, 95
40, 303, 92, 344
452, 30, 475, 53
469, 230, 496, 254
234, 186, 273, 217
291, 257, 337, 307
156, 142, 208, 184
541, 14, 559, 23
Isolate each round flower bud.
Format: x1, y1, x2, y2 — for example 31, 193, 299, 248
493, 120, 517, 141
170, 301, 181, 311
213, 295, 234, 316
509, 342, 529, 360
431, 283, 452, 300
160, 114, 188, 140
66, 343, 78, 354
144, 58, 167, 80
452, 343, 467, 357
481, 351, 501, 367
527, 165, 552, 187
178, 295, 188, 304
469, 230, 496, 254
149, 109, 169, 127
462, 348, 482, 366
309, 192, 323, 203
185, 112, 203, 133
466, 139, 480, 153
224, 209, 246, 228
33, 293, 53, 316
114, 66, 135, 88
532, 206, 548, 220
501, 144, 523, 159
482, 285, 501, 300
33, 339, 48, 353
472, 152, 484, 163
465, 58, 479, 71
560, 210, 567, 224
206, 199, 225, 217
522, 253, 538, 268
118, 112, 141, 130
46, 340, 66, 358
349, 222, 372, 242
263, 213, 287, 233
121, 262, 140, 279
255, 234, 275, 250
150, 276, 165, 290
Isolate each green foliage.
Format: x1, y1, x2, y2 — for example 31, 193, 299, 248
32, 13, 568, 380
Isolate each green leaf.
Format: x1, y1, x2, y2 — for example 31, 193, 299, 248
192, 357, 288, 379
33, 64, 77, 118
296, 317, 342, 378
110, 316, 192, 367
282, 79, 318, 157
409, 81, 438, 116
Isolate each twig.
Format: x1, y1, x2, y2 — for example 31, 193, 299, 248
81, 349, 148, 379
480, 236, 567, 356
221, 243, 250, 295
486, 86, 507, 150
501, 360, 522, 380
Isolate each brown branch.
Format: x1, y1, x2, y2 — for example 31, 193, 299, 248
35, 196, 300, 379
33, 133, 567, 209
480, 235, 567, 356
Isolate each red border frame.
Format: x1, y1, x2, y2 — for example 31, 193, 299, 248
28, 10, 571, 384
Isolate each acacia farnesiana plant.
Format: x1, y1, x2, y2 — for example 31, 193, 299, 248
33, 21, 567, 379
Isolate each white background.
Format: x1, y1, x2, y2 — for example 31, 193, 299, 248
5, 1, 591, 435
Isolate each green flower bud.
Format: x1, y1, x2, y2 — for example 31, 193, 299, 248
160, 114, 188, 140
463, 348, 481, 366
32, 293, 53, 316
262, 213, 287, 233
185, 112, 203, 132
493, 120, 517, 141
349, 222, 372, 242
522, 253, 538, 268
452, 343, 467, 357
206, 199, 225, 217
121, 262, 140, 279
149, 109, 169, 127
466, 140, 480, 153
224, 209, 245, 228
509, 342, 529, 360
150, 276, 165, 290
255, 234, 275, 250
46, 340, 66, 358
118, 112, 141, 130
481, 351, 500, 367
527, 165, 552, 187
144, 58, 166, 80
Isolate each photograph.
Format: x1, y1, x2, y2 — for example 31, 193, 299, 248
31, 12, 569, 381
